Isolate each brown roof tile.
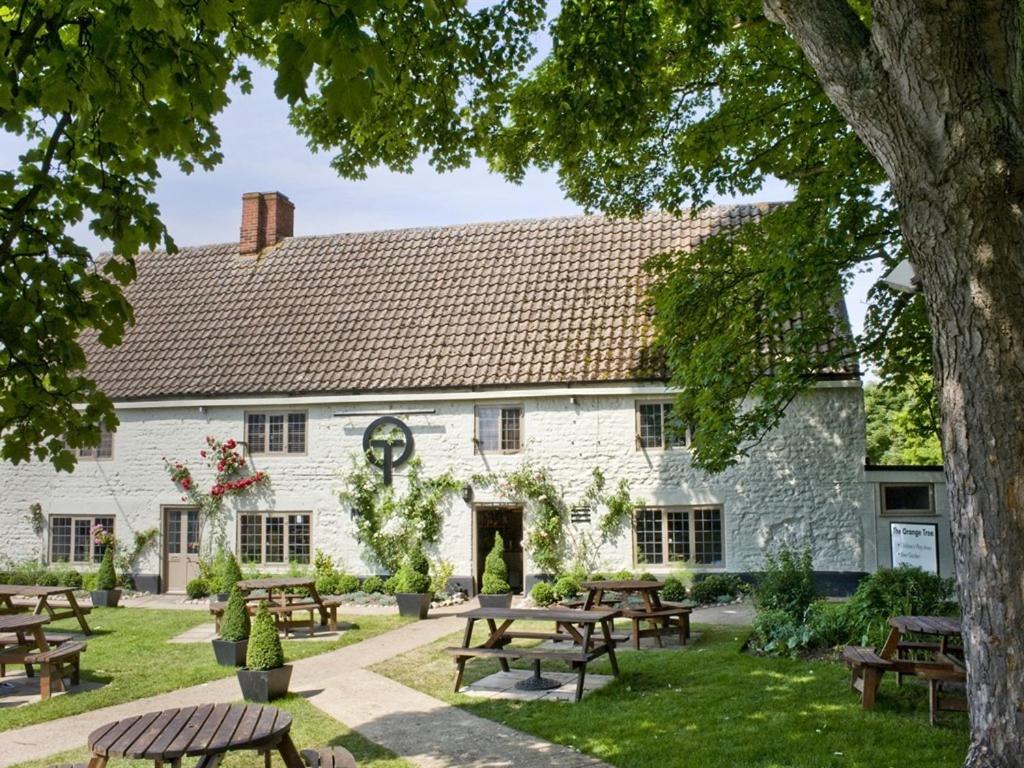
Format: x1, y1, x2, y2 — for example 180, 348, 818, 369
81, 206, 773, 399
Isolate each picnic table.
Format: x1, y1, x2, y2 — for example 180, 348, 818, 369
578, 579, 692, 650
221, 577, 342, 636
86, 703, 303, 768
447, 606, 620, 702
0, 584, 92, 634
844, 615, 965, 723
0, 613, 86, 700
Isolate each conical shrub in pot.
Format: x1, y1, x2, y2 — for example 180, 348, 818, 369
213, 587, 250, 666
91, 547, 121, 607
217, 550, 244, 599
394, 548, 432, 619
237, 602, 291, 701
479, 533, 513, 608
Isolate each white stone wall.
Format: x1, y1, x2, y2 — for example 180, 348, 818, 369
0, 382, 867, 587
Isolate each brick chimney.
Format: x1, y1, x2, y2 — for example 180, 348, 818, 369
240, 192, 294, 254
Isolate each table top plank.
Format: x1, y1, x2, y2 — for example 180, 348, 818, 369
206, 703, 247, 753
188, 702, 232, 753
236, 577, 314, 591
91, 715, 142, 755
232, 703, 266, 745
459, 606, 619, 623
110, 711, 163, 757
0, 585, 78, 598
889, 615, 962, 636
0, 614, 49, 631
581, 580, 662, 591
164, 703, 216, 758
142, 706, 199, 758
251, 704, 281, 744
127, 707, 182, 757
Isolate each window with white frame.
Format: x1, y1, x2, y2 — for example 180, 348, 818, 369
633, 507, 724, 566
245, 412, 307, 455
475, 405, 523, 453
635, 402, 691, 450
49, 515, 114, 563
74, 423, 114, 459
880, 483, 935, 516
238, 512, 311, 565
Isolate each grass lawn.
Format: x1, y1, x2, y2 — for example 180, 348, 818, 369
7, 694, 413, 768
373, 623, 970, 768
0, 606, 408, 732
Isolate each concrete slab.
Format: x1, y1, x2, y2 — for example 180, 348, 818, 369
0, 672, 106, 709
459, 669, 614, 702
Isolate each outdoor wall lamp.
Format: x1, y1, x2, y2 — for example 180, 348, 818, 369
350, 506, 361, 521
461, 484, 474, 504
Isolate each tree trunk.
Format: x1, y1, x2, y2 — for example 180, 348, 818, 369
763, 2, 1024, 764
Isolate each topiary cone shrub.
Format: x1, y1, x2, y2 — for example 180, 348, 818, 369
479, 533, 513, 608
213, 586, 250, 666
394, 549, 433, 619
219, 551, 244, 596
237, 602, 291, 701
90, 547, 122, 607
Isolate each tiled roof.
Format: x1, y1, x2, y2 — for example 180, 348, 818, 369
81, 205, 789, 400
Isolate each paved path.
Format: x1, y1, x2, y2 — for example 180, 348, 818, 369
1, 608, 610, 768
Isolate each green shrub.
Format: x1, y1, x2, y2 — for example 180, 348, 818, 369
315, 572, 338, 596
552, 575, 580, 601
382, 575, 398, 595
638, 571, 656, 582
186, 578, 209, 599
431, 559, 455, 598
751, 608, 814, 656
755, 545, 817, 620
335, 574, 361, 594
361, 575, 385, 594
96, 548, 117, 591
217, 551, 243, 594
588, 572, 608, 581
691, 573, 745, 604
805, 600, 855, 648
849, 566, 957, 646
81, 571, 98, 591
220, 587, 251, 641
661, 575, 688, 602
246, 603, 284, 671
530, 581, 556, 606
393, 551, 431, 594
52, 568, 83, 588
612, 569, 634, 580
481, 534, 511, 594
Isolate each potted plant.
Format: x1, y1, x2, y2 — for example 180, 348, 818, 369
479, 533, 513, 608
213, 548, 243, 602
394, 549, 432, 619
237, 602, 291, 701
212, 586, 250, 666
90, 531, 121, 608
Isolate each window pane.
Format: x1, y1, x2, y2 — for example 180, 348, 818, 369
663, 404, 688, 448
635, 509, 664, 565
185, 511, 200, 553
883, 485, 933, 513
73, 519, 92, 563
167, 511, 182, 555
268, 415, 285, 453
500, 408, 522, 451
265, 516, 285, 563
637, 404, 664, 449
287, 413, 306, 453
240, 514, 263, 564
78, 445, 94, 458
246, 414, 267, 454
288, 514, 311, 564
50, 517, 72, 563
476, 407, 500, 451
96, 427, 114, 458
693, 508, 723, 565
93, 516, 114, 563
666, 511, 690, 562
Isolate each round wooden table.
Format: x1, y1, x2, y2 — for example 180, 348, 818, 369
86, 703, 303, 767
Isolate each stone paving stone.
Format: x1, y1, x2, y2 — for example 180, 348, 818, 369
459, 669, 614, 702
0, 672, 107, 708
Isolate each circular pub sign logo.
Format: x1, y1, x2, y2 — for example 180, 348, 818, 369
362, 416, 414, 485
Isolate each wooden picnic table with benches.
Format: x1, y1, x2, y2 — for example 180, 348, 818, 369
843, 614, 965, 724
0, 584, 92, 634
210, 577, 343, 637
85, 703, 303, 768
447, 605, 620, 702
0, 613, 86, 700
574, 579, 691, 650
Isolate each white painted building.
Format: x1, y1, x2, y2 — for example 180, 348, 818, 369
0, 195, 951, 593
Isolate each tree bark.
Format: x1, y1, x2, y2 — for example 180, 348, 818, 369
764, 2, 1024, 765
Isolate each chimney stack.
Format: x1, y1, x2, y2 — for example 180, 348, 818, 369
240, 192, 294, 254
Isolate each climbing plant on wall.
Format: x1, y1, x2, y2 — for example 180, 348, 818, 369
339, 454, 461, 573
164, 436, 271, 554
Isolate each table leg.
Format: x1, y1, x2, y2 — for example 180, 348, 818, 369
276, 733, 306, 768
66, 591, 93, 634
880, 626, 901, 659
486, 619, 511, 672
86, 755, 108, 768
600, 618, 620, 676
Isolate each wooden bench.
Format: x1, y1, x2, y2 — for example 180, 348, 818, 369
617, 603, 691, 650
24, 640, 85, 700
302, 746, 358, 768
211, 598, 342, 634
0, 632, 75, 676
267, 604, 316, 637
843, 645, 895, 709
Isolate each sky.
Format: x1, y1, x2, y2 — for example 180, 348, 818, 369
1, 61, 881, 340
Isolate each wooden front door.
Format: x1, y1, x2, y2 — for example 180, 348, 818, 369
163, 507, 200, 593
474, 505, 524, 594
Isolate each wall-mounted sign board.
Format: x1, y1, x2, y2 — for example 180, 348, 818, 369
890, 522, 939, 574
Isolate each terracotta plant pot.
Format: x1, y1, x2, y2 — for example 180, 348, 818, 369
236, 664, 292, 702
212, 638, 248, 666
90, 589, 121, 608
395, 592, 432, 619
478, 593, 513, 609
